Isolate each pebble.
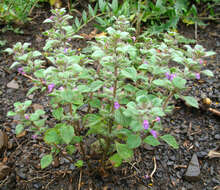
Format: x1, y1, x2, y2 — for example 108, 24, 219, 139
214, 134, 220, 140
184, 153, 201, 182
7, 80, 19, 89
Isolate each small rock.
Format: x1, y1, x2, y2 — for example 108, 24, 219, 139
214, 134, 220, 140
16, 169, 27, 180
143, 144, 154, 151
7, 80, 19, 89
184, 153, 201, 182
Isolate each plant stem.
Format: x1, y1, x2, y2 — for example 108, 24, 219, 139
163, 91, 175, 110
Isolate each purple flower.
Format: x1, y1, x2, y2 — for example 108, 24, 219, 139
132, 36, 136, 42
48, 83, 55, 93
32, 134, 37, 140
195, 73, 200, 80
24, 114, 29, 120
18, 67, 25, 75
144, 61, 148, 64
64, 48, 68, 53
150, 130, 157, 138
143, 120, 149, 130
144, 175, 150, 179
155, 117, 160, 122
49, 16, 54, 20
109, 87, 114, 91
199, 59, 203, 64
59, 86, 64, 91
165, 72, 176, 81
114, 102, 120, 110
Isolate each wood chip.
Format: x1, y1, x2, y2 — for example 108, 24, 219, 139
208, 150, 220, 158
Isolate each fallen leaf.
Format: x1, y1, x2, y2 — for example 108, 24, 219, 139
208, 150, 220, 158
0, 130, 8, 151
32, 104, 44, 111
0, 162, 10, 180
16, 130, 26, 138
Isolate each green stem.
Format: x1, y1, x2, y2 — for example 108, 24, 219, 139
162, 90, 175, 111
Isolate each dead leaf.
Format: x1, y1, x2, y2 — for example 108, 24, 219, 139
32, 104, 44, 111
208, 150, 220, 158
0, 162, 10, 180
16, 130, 26, 138
0, 130, 8, 151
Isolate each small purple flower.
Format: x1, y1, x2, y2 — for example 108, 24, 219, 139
150, 130, 157, 138
24, 114, 29, 120
48, 83, 55, 93
165, 72, 176, 81
144, 61, 148, 64
32, 134, 37, 140
132, 36, 136, 42
155, 117, 160, 122
74, 87, 78, 90
49, 16, 54, 20
114, 102, 120, 110
195, 73, 200, 80
144, 175, 150, 179
18, 67, 25, 75
143, 120, 149, 130
59, 86, 64, 91
64, 48, 68, 53
67, 38, 71, 42
109, 87, 114, 91
199, 59, 203, 64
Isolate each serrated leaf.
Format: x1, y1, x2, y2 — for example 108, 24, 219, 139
15, 124, 24, 136
144, 135, 160, 146
160, 134, 179, 149
201, 70, 213, 77
41, 154, 53, 169
90, 80, 104, 92
52, 107, 64, 120
121, 67, 137, 81
109, 153, 122, 167
44, 128, 60, 144
183, 96, 199, 108
172, 77, 186, 89
59, 124, 74, 144
116, 142, 133, 160
127, 134, 141, 149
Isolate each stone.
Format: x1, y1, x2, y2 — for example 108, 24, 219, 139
184, 153, 201, 182
7, 80, 19, 89
0, 163, 10, 180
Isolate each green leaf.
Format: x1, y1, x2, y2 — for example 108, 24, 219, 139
183, 96, 199, 108
41, 154, 53, 169
153, 79, 169, 87
88, 4, 95, 17
127, 134, 142, 149
109, 153, 122, 167
15, 124, 24, 136
90, 80, 104, 92
129, 120, 143, 132
144, 135, 160, 146
59, 124, 74, 144
82, 10, 87, 23
112, 0, 118, 13
116, 142, 133, 160
201, 70, 214, 77
160, 134, 179, 149
172, 77, 186, 89
66, 145, 76, 155
44, 128, 60, 144
89, 98, 101, 109
121, 67, 137, 81
52, 107, 64, 120
27, 86, 39, 96
151, 107, 165, 116
61, 89, 83, 105
114, 109, 131, 126
75, 160, 83, 168
7, 111, 16, 117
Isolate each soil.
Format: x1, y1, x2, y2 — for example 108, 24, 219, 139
0, 2, 220, 190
